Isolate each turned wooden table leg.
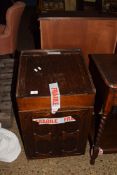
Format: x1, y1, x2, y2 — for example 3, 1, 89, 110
90, 115, 107, 165
90, 90, 113, 165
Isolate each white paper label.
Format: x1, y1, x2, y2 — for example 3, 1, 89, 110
30, 90, 38, 94
49, 82, 60, 114
32, 116, 76, 125
47, 51, 61, 55
98, 147, 103, 155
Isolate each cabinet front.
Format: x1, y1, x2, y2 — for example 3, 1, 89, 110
19, 109, 92, 158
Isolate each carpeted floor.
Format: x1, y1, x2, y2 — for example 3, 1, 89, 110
0, 118, 117, 175
0, 4, 117, 175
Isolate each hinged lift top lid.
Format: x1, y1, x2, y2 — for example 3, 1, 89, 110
16, 49, 95, 111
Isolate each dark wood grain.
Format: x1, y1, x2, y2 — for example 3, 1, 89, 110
16, 49, 95, 159
89, 54, 117, 165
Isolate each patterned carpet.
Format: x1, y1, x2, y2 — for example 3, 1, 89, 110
0, 58, 14, 128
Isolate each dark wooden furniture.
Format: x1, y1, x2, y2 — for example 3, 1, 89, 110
38, 0, 65, 12
89, 54, 117, 164
76, 0, 102, 11
39, 17, 117, 64
16, 49, 95, 159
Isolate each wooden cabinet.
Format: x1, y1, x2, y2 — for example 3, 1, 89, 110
16, 49, 95, 159
38, 0, 65, 12
39, 17, 117, 63
89, 54, 117, 164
